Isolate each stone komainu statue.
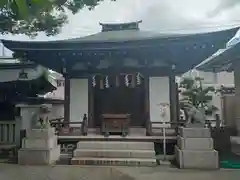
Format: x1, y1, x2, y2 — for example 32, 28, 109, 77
181, 102, 206, 127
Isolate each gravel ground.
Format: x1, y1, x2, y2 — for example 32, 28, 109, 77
0, 164, 240, 180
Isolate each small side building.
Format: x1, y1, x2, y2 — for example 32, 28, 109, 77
0, 57, 64, 145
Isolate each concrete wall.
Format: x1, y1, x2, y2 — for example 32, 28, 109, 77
234, 62, 240, 134
69, 79, 88, 124
149, 77, 170, 123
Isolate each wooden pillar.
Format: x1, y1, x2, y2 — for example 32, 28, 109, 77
64, 76, 70, 122
88, 77, 94, 128
169, 65, 177, 127
144, 74, 150, 124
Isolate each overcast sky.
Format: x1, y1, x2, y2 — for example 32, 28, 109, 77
1, 0, 240, 43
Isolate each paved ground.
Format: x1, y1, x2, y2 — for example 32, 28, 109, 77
0, 164, 240, 180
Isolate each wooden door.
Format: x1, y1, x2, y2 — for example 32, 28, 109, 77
93, 76, 145, 127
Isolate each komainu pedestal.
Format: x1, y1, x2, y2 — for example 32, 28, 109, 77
18, 127, 60, 165
175, 127, 219, 169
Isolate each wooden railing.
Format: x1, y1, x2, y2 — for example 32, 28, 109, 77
49, 117, 88, 136
0, 121, 17, 144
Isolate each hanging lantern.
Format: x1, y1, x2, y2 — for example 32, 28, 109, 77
125, 74, 130, 87
105, 76, 110, 88
136, 73, 141, 85
92, 75, 96, 87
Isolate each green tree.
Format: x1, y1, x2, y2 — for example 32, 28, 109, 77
179, 77, 218, 115
0, 0, 116, 37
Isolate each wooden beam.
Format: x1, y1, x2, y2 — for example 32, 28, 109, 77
68, 67, 171, 78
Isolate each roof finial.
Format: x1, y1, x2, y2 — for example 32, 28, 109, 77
99, 21, 142, 32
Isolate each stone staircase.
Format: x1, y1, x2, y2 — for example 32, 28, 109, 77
71, 141, 157, 166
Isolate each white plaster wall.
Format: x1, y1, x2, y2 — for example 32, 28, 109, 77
217, 72, 234, 86
149, 77, 170, 125
70, 79, 88, 125
183, 69, 234, 86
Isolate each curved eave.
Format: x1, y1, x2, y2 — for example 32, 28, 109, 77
2, 27, 239, 51
0, 57, 36, 69
0, 62, 36, 69
1, 27, 239, 74
196, 43, 240, 72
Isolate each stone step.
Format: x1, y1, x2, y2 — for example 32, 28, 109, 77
77, 141, 154, 150
71, 157, 157, 166
73, 149, 155, 158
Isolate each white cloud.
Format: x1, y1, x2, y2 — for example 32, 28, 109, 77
1, 0, 240, 43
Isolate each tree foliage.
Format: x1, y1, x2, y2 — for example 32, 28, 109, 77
0, 0, 116, 37
179, 77, 218, 115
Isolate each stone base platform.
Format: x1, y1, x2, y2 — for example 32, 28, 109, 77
175, 146, 219, 169
18, 146, 61, 165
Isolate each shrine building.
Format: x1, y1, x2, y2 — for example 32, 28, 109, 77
2, 21, 239, 134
